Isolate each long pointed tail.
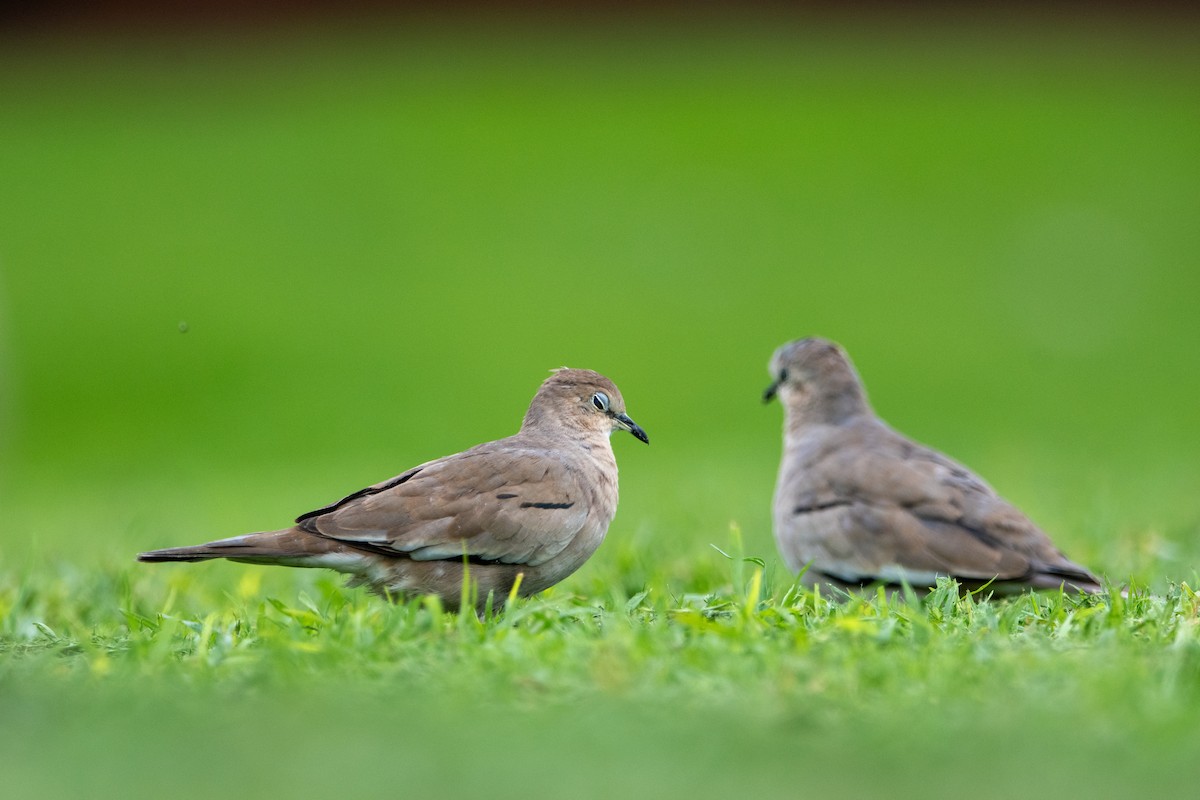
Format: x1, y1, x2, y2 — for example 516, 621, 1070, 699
137, 529, 339, 565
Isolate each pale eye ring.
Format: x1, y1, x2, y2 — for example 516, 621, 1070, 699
591, 392, 610, 412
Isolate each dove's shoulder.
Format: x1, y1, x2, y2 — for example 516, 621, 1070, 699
786, 417, 989, 504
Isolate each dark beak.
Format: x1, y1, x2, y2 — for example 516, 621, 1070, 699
615, 412, 649, 445
763, 381, 780, 403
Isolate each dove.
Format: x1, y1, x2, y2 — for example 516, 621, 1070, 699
139, 368, 648, 613
764, 337, 1102, 595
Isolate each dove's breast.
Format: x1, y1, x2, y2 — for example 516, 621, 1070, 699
517, 444, 620, 594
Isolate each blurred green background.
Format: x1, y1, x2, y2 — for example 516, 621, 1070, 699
2, 8, 1199, 798
2, 14, 1197, 580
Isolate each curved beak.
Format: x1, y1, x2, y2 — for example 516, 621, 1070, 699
762, 380, 780, 403
615, 412, 649, 445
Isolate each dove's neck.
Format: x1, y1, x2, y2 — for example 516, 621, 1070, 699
519, 408, 615, 458
519, 404, 582, 440
783, 378, 872, 432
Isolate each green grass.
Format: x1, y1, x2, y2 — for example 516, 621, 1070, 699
4, 563, 1200, 798
2, 15, 1199, 799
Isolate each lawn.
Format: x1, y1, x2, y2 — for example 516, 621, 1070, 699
1, 13, 1199, 798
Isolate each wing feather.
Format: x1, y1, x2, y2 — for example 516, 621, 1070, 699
782, 420, 1093, 585
299, 441, 590, 568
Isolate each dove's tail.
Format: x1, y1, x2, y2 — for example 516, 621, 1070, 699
1026, 559, 1106, 595
138, 529, 343, 566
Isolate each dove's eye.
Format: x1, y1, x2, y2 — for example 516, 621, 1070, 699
591, 392, 610, 412
778, 369, 789, 382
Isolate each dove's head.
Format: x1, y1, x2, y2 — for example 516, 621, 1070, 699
764, 338, 870, 424
522, 368, 649, 444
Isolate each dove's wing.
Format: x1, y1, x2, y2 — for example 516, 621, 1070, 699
780, 421, 1099, 589
295, 440, 591, 568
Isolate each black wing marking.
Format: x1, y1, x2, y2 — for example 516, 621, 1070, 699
295, 467, 425, 526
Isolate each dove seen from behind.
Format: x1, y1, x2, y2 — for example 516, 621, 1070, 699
764, 338, 1102, 595
140, 368, 648, 613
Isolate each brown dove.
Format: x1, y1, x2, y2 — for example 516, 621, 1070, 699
139, 368, 648, 613
764, 338, 1102, 595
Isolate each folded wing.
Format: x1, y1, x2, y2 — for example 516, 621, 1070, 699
296, 442, 590, 568
785, 423, 1099, 589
